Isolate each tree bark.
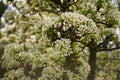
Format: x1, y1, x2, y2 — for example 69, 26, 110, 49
116, 70, 120, 80
87, 39, 97, 80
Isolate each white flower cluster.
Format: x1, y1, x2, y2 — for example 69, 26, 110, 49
81, 2, 97, 12
42, 66, 63, 80
107, 9, 120, 26
42, 14, 58, 27
61, 12, 98, 37
54, 38, 72, 56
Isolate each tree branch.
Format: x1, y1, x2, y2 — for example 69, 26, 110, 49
95, 21, 111, 27
98, 46, 120, 52
96, 34, 113, 49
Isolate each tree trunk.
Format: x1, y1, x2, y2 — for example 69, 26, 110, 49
116, 70, 120, 80
87, 39, 97, 80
